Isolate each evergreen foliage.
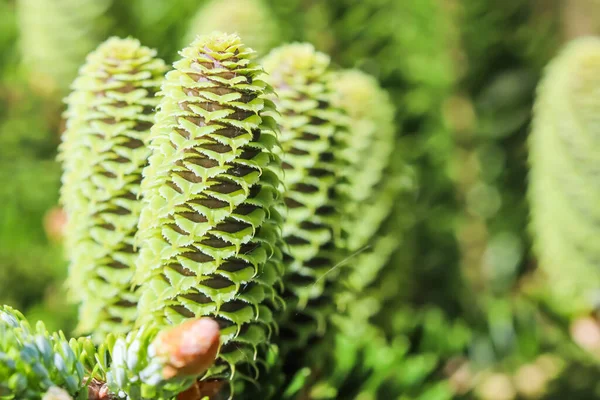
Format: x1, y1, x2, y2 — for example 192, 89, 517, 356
0, 306, 216, 400
0, 306, 87, 399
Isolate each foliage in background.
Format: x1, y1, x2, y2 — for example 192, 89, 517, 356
0, 0, 76, 335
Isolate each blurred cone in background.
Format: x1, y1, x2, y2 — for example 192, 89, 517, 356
16, 0, 111, 96
184, 0, 281, 55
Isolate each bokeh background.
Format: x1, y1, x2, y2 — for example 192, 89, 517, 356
2, 0, 600, 399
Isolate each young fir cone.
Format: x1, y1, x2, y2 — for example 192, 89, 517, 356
134, 33, 285, 388
529, 37, 600, 316
59, 37, 167, 341
184, 0, 281, 56
262, 43, 348, 347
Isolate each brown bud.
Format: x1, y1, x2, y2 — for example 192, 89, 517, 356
153, 317, 220, 380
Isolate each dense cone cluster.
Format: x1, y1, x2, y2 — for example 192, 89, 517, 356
7, 1, 600, 398
59, 38, 166, 340
17, 0, 110, 94
529, 37, 600, 315
135, 33, 284, 383
262, 43, 348, 346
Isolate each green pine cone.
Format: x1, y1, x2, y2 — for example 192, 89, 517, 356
59, 37, 167, 341
134, 33, 284, 385
529, 37, 600, 316
262, 43, 348, 346
17, 0, 110, 95
0, 306, 87, 399
184, 0, 281, 56
330, 0, 456, 117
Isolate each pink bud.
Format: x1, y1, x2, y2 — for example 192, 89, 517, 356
153, 317, 220, 379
